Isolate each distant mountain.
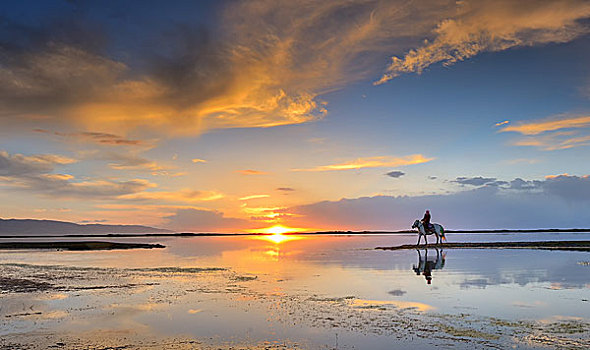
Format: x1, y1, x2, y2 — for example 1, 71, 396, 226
0, 218, 171, 236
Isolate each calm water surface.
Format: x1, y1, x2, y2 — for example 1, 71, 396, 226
1, 233, 589, 349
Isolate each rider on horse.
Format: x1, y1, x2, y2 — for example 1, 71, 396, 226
422, 210, 434, 233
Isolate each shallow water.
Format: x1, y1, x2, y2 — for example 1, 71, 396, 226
1, 233, 589, 349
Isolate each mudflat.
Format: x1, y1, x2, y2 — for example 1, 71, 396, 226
376, 240, 590, 251
0, 241, 165, 250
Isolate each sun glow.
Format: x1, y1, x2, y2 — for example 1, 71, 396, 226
251, 225, 303, 244
263, 234, 301, 244
266, 225, 298, 234
249, 224, 301, 234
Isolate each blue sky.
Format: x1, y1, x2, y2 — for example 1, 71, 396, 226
1, 0, 590, 231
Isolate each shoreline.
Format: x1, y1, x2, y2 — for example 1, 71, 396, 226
1, 228, 590, 238
0, 241, 165, 250
376, 240, 590, 252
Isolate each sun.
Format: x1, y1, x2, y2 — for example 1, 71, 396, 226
249, 224, 301, 235
264, 233, 300, 244
249, 225, 304, 244
264, 225, 297, 234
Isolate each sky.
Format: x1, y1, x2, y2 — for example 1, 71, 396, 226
1, 0, 590, 232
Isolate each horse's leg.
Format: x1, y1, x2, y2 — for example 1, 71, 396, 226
425, 234, 428, 246
416, 233, 422, 245
436, 232, 440, 245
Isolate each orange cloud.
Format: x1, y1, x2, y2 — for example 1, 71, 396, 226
236, 169, 268, 175
34, 129, 151, 147
495, 120, 510, 127
543, 174, 590, 180
292, 154, 434, 172
4, 1, 589, 138
119, 189, 224, 203
42, 174, 74, 181
239, 194, 270, 201
500, 114, 590, 150
191, 158, 207, 163
96, 204, 209, 211
515, 134, 590, 151
377, 0, 590, 84
501, 115, 590, 135
1, 38, 325, 136
12, 152, 77, 166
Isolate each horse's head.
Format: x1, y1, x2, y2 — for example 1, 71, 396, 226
412, 219, 421, 229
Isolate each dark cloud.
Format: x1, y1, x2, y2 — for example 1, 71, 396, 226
428, 176, 437, 180
79, 219, 109, 223
451, 174, 590, 201
0, 3, 327, 135
485, 180, 509, 187
453, 176, 498, 186
0, 150, 71, 176
0, 150, 154, 198
506, 178, 540, 190
2, 1, 589, 136
75, 150, 173, 175
453, 176, 543, 190
385, 170, 405, 178
284, 176, 590, 230
388, 289, 406, 296
99, 152, 161, 171
147, 23, 233, 109
543, 174, 590, 201
164, 208, 252, 232
276, 187, 295, 192
9, 174, 153, 199
460, 278, 490, 289
34, 129, 149, 147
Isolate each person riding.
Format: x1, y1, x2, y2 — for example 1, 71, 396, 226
422, 210, 433, 233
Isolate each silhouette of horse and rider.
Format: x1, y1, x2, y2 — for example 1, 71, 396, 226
412, 248, 446, 285
410, 210, 447, 284
412, 210, 446, 246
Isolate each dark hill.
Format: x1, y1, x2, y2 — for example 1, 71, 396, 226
0, 218, 171, 236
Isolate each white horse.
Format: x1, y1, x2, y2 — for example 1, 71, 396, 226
412, 219, 446, 245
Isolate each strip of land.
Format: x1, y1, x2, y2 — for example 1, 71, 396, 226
2, 228, 590, 238
0, 241, 165, 251
376, 240, 590, 251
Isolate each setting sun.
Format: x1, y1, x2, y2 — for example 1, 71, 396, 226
262, 233, 302, 244
264, 225, 299, 234
248, 225, 302, 234
249, 225, 304, 244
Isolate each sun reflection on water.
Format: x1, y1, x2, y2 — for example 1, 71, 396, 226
260, 233, 302, 244
250, 225, 305, 245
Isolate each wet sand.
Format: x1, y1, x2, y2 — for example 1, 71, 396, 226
2, 258, 589, 349
0, 264, 590, 350
0, 241, 165, 250
376, 240, 590, 251
2, 234, 589, 349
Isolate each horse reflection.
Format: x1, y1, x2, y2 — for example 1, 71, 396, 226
412, 248, 446, 285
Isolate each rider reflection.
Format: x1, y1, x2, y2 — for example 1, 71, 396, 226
413, 248, 446, 285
